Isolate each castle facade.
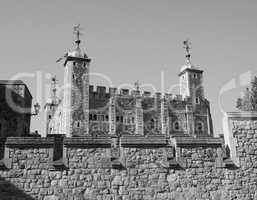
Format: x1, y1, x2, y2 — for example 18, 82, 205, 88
44, 32, 213, 138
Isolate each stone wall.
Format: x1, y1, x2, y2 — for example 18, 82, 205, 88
1, 112, 257, 200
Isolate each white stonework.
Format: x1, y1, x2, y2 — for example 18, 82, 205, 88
44, 36, 213, 137
135, 97, 144, 135
109, 96, 116, 135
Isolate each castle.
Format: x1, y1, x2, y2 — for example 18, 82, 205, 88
44, 29, 213, 138
1, 28, 257, 200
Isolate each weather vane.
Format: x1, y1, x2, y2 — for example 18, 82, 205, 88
73, 24, 82, 47
183, 39, 191, 64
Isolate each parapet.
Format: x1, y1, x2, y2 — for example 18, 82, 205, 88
89, 85, 188, 103
0, 135, 227, 170
0, 133, 252, 199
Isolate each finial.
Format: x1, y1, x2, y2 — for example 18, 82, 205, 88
134, 80, 140, 91
183, 39, 191, 64
73, 24, 82, 47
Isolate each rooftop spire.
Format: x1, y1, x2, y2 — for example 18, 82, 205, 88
183, 39, 191, 64
73, 24, 82, 48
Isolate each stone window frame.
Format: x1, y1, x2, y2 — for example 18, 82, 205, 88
24, 125, 29, 134
173, 121, 180, 131
93, 114, 97, 121
74, 120, 81, 128
196, 121, 204, 132
150, 118, 157, 129
195, 97, 200, 104
116, 116, 120, 122
131, 117, 135, 124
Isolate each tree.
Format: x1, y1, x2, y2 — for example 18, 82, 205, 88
236, 76, 257, 111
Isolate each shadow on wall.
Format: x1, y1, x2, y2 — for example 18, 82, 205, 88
0, 177, 35, 200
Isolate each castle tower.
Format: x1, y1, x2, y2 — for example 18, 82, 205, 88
63, 25, 91, 137
109, 90, 116, 135
161, 94, 169, 135
134, 81, 144, 135
179, 40, 204, 105
43, 76, 59, 137
178, 40, 213, 137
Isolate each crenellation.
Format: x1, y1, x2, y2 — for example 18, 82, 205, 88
120, 88, 130, 96
154, 92, 162, 98
142, 91, 151, 97
0, 129, 256, 199
131, 90, 140, 96
96, 86, 106, 97
109, 87, 118, 95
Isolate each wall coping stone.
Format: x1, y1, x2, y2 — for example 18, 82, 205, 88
172, 137, 223, 147
120, 135, 167, 147
226, 111, 257, 120
63, 136, 112, 147
5, 137, 54, 148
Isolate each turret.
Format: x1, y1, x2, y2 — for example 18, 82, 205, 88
62, 25, 91, 137
134, 81, 144, 135
43, 76, 59, 137
179, 40, 204, 105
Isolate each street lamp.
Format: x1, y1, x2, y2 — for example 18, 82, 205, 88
31, 102, 40, 116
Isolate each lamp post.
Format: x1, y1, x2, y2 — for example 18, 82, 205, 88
31, 102, 40, 116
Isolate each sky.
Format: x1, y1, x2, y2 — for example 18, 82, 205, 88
0, 0, 257, 135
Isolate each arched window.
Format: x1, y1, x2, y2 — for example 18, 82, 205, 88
89, 114, 93, 120
173, 121, 180, 131
196, 121, 204, 132
116, 116, 120, 122
131, 117, 135, 124
105, 115, 109, 121
77, 121, 81, 128
24, 126, 28, 134
150, 119, 155, 129
195, 97, 200, 104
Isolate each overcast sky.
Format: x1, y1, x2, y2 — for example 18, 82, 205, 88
1, 0, 257, 135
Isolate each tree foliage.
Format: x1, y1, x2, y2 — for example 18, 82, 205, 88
236, 76, 257, 111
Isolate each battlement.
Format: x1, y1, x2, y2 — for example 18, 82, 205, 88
0, 135, 225, 171
89, 85, 187, 101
